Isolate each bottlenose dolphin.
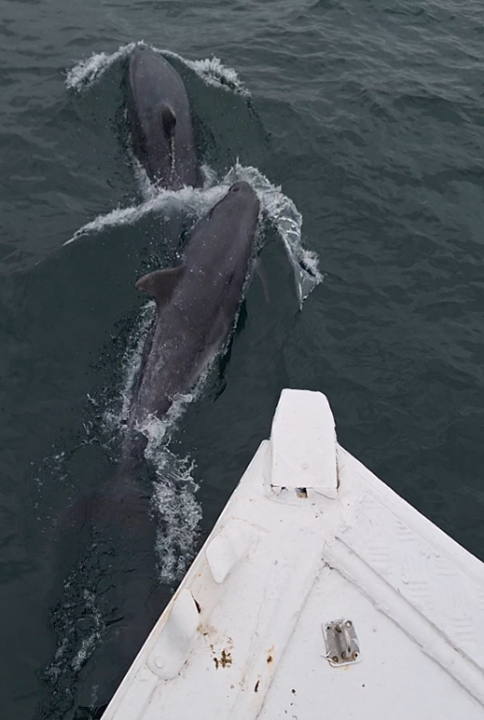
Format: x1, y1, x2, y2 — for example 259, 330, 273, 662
41, 183, 259, 718
126, 46, 199, 189
123, 180, 259, 459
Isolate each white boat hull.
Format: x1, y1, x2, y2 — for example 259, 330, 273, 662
104, 389, 484, 719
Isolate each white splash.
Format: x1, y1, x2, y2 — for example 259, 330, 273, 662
130, 152, 156, 200
224, 163, 323, 305
164, 50, 251, 98
64, 183, 226, 245
65, 42, 140, 91
138, 390, 211, 582
71, 591, 103, 672
65, 42, 250, 98
152, 457, 202, 582
45, 582, 104, 685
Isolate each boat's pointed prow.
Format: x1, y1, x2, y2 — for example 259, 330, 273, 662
103, 389, 484, 720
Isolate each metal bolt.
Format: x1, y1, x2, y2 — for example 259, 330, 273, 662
332, 656, 339, 663
352, 652, 359, 660
345, 621, 352, 628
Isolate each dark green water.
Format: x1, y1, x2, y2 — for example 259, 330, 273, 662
1, 0, 484, 717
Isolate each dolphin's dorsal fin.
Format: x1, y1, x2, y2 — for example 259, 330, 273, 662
160, 104, 177, 140
135, 266, 185, 308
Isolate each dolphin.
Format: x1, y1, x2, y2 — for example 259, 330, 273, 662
123, 180, 259, 460
37, 471, 169, 720
60, 181, 259, 710
126, 46, 200, 189
40, 183, 259, 718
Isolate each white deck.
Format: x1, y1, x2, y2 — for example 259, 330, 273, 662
104, 389, 484, 719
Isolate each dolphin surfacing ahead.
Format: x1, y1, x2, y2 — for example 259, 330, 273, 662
126, 46, 199, 188
125, 181, 259, 455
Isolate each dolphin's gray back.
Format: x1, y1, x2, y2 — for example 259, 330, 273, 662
127, 182, 260, 437
127, 46, 199, 188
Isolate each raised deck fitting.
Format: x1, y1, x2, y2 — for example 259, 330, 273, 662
323, 618, 361, 667
269, 389, 338, 499
206, 520, 254, 585
147, 589, 200, 680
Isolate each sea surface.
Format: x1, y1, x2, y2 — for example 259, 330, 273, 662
1, 0, 484, 717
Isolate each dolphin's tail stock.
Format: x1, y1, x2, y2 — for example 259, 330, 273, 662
38, 458, 166, 720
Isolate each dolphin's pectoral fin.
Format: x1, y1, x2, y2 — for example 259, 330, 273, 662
160, 104, 177, 140
135, 266, 185, 309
